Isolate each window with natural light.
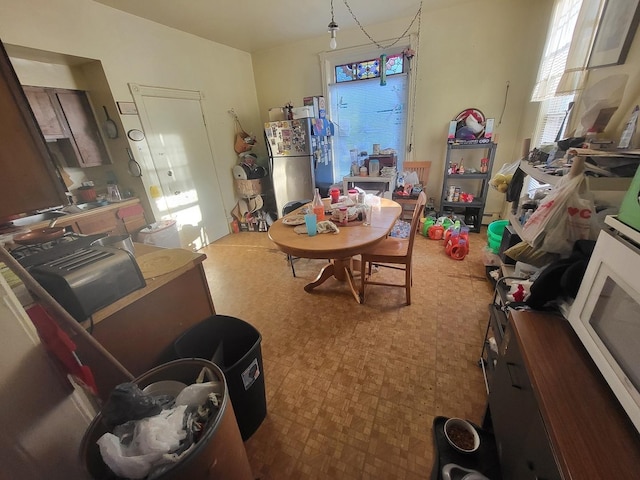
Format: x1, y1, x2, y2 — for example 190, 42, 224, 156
324, 48, 412, 179
531, 0, 583, 148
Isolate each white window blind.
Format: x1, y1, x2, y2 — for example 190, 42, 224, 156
531, 0, 583, 102
328, 74, 408, 178
556, 0, 604, 95
533, 95, 575, 147
531, 0, 586, 149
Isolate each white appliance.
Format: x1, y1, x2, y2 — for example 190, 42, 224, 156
567, 215, 640, 434
265, 118, 333, 217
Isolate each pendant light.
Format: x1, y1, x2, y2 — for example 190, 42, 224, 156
328, 0, 339, 50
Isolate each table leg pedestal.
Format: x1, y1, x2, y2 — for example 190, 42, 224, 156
303, 258, 362, 303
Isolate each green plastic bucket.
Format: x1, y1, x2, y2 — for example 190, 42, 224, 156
487, 220, 509, 253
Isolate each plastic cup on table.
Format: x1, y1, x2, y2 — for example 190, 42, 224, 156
330, 188, 340, 204
363, 205, 373, 226
304, 213, 317, 236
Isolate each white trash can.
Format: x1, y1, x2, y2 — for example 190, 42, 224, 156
137, 219, 181, 248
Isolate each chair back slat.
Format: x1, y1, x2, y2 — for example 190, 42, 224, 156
402, 161, 431, 186
406, 191, 427, 256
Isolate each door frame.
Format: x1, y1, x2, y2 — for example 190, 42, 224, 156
129, 83, 228, 246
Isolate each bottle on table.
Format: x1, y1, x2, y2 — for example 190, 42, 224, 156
312, 188, 325, 221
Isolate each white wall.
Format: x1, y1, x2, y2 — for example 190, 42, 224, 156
0, 0, 263, 230
252, 0, 555, 219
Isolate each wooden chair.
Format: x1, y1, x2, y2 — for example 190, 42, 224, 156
360, 191, 426, 305
393, 161, 431, 220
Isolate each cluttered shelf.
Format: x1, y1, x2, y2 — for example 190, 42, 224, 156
507, 147, 639, 240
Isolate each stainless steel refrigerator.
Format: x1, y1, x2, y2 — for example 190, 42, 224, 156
265, 118, 332, 217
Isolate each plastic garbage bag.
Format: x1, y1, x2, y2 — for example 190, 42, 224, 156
490, 160, 520, 193
97, 405, 188, 479
403, 171, 420, 186
102, 383, 174, 429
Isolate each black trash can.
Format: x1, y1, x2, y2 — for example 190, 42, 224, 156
173, 315, 266, 441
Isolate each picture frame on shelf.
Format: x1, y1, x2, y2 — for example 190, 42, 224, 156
587, 0, 640, 69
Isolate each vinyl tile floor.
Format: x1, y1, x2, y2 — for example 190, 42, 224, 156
198, 228, 495, 479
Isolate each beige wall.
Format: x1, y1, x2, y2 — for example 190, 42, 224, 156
252, 0, 554, 219
0, 0, 262, 226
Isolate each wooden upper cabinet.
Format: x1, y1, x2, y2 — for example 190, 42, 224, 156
54, 89, 110, 167
23, 85, 111, 168
22, 86, 66, 138
0, 41, 67, 220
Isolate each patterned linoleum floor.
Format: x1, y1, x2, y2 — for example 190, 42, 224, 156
198, 228, 494, 479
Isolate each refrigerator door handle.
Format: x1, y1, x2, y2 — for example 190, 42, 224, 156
264, 131, 273, 159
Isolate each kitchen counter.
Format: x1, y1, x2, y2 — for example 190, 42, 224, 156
78, 242, 217, 377
9, 198, 142, 231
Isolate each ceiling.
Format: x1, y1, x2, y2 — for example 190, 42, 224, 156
93, 0, 472, 53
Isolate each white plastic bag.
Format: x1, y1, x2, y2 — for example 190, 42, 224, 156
403, 171, 420, 186
97, 405, 188, 479
521, 174, 596, 255
490, 159, 520, 193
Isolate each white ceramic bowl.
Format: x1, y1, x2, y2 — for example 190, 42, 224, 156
444, 418, 480, 453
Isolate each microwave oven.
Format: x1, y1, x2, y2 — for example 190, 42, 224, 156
567, 216, 640, 434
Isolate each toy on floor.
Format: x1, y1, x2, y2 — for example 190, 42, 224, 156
443, 220, 470, 260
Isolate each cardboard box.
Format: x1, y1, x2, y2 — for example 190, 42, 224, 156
485, 118, 494, 139
448, 121, 457, 140
268, 107, 286, 121
292, 106, 314, 119
303, 96, 325, 118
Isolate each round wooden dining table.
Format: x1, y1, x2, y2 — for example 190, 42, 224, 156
268, 198, 401, 303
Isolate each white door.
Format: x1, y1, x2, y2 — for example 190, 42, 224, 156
130, 84, 228, 249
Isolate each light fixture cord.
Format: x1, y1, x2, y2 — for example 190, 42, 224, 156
342, 0, 422, 49
408, 7, 422, 155
331, 0, 335, 22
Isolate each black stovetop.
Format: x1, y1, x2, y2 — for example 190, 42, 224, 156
11, 233, 106, 269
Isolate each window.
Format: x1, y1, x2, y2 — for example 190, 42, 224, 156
328, 74, 408, 178
320, 38, 416, 180
335, 53, 404, 82
533, 94, 574, 147
531, 0, 583, 148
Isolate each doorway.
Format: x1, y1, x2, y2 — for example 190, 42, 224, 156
130, 84, 228, 249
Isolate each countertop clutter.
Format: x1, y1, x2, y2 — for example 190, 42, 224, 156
0, 197, 146, 243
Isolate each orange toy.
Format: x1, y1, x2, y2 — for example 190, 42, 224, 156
428, 225, 444, 240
